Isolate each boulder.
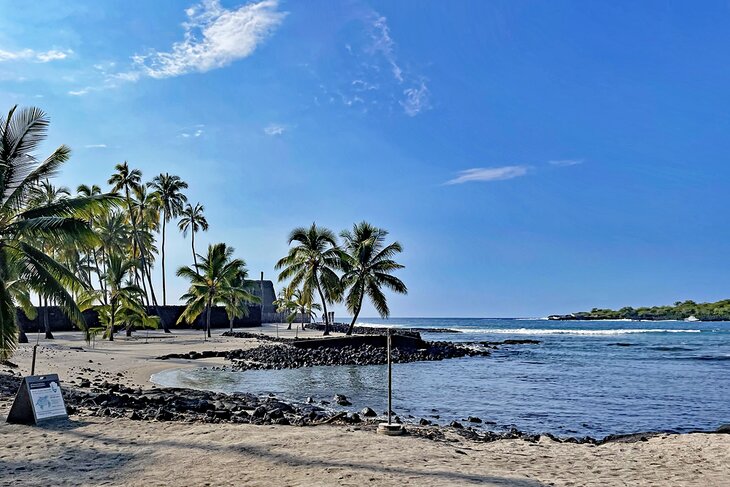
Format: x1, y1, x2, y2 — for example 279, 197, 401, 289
333, 394, 352, 406
360, 407, 377, 417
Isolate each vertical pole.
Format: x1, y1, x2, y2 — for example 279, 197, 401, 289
260, 271, 264, 326
387, 330, 392, 425
31, 345, 37, 376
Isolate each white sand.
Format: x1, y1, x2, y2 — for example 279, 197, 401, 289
1, 328, 729, 486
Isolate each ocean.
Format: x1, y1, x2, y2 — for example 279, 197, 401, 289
151, 318, 730, 438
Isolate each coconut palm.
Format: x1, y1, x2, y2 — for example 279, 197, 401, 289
221, 269, 259, 333
282, 287, 321, 336
0, 105, 113, 359
178, 202, 208, 272
28, 180, 71, 338
148, 173, 188, 304
177, 243, 247, 339
97, 254, 145, 341
273, 287, 296, 329
340, 222, 407, 335
275, 223, 342, 335
108, 162, 168, 332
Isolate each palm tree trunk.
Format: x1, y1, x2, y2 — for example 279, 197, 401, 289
347, 303, 362, 336
346, 282, 365, 336
93, 248, 107, 304
108, 299, 115, 341
161, 213, 167, 305
43, 296, 53, 339
125, 189, 169, 333
229, 317, 234, 334
206, 299, 212, 339
316, 283, 330, 336
192, 230, 198, 273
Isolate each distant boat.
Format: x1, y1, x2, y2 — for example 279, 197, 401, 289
685, 315, 700, 322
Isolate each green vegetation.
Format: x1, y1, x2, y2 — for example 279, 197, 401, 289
0, 106, 115, 359
0, 104, 261, 357
559, 299, 730, 321
0, 104, 408, 358
276, 221, 408, 336
177, 243, 259, 339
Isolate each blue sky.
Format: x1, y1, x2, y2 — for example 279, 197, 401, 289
2, 0, 730, 318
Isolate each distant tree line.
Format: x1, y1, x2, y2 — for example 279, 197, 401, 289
561, 299, 730, 321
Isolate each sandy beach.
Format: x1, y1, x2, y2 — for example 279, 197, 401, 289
1, 328, 729, 486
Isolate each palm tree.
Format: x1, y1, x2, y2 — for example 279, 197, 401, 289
28, 180, 71, 338
99, 254, 145, 341
340, 222, 407, 335
275, 223, 342, 335
177, 243, 247, 339
273, 287, 296, 329
148, 173, 188, 304
277, 287, 321, 336
108, 162, 169, 332
178, 202, 208, 272
0, 105, 113, 359
221, 269, 259, 333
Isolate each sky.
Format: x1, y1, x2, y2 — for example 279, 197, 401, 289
2, 0, 730, 318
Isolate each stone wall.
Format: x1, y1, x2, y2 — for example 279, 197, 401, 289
17, 305, 263, 332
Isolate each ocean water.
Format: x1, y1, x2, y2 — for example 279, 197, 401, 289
151, 318, 730, 438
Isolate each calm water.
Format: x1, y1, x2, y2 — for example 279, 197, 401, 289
151, 318, 730, 438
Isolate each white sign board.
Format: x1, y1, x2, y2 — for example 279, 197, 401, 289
6, 374, 68, 424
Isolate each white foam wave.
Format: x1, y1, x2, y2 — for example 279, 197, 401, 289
447, 328, 703, 336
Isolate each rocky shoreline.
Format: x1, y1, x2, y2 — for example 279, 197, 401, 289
158, 337, 490, 370
2, 372, 727, 446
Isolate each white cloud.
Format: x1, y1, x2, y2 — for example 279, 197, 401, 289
84, 144, 107, 149
264, 123, 285, 136
446, 166, 529, 185
368, 15, 403, 83
549, 159, 584, 167
401, 81, 430, 117
36, 50, 73, 62
0, 48, 72, 63
68, 88, 90, 96
130, 0, 286, 79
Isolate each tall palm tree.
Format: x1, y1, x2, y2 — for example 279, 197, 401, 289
178, 202, 208, 272
76, 184, 103, 293
177, 243, 247, 339
148, 173, 188, 304
340, 222, 407, 335
108, 162, 169, 332
0, 105, 112, 359
275, 223, 342, 335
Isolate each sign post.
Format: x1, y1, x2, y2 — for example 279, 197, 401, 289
6, 374, 68, 425
377, 330, 404, 435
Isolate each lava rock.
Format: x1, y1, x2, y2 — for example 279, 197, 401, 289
360, 407, 377, 417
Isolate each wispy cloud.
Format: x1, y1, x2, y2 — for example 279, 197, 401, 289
549, 159, 584, 167
180, 127, 204, 138
446, 166, 529, 185
368, 15, 403, 83
401, 81, 430, 117
68, 88, 91, 96
320, 9, 430, 117
0, 48, 73, 63
84, 144, 107, 149
264, 123, 286, 136
128, 0, 286, 80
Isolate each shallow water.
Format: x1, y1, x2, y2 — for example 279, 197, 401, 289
151, 318, 730, 437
